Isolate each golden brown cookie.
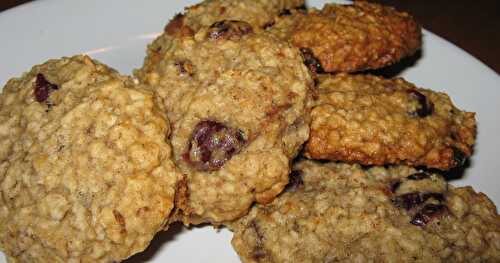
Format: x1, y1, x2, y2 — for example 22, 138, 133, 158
269, 1, 421, 73
135, 22, 313, 224
0, 56, 181, 262
231, 160, 500, 262
164, 0, 305, 36
304, 73, 476, 170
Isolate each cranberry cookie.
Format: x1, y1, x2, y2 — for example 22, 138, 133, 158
0, 56, 180, 262
164, 0, 305, 36
231, 160, 500, 262
268, 1, 421, 73
305, 74, 476, 170
136, 21, 313, 224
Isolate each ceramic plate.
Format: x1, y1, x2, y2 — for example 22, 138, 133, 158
0, 0, 498, 262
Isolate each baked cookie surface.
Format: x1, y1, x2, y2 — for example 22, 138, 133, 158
0, 56, 180, 262
304, 73, 476, 170
136, 21, 313, 224
231, 160, 500, 263
269, 1, 421, 73
165, 0, 305, 35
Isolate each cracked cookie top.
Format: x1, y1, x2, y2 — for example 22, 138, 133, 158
305, 73, 476, 170
164, 0, 305, 36
268, 1, 421, 73
0, 55, 180, 262
136, 22, 313, 224
231, 160, 500, 262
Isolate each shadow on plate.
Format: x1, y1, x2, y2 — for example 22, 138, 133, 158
442, 158, 472, 181
124, 222, 184, 262
124, 222, 223, 262
365, 49, 423, 78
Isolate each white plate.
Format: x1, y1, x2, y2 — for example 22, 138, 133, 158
0, 0, 499, 262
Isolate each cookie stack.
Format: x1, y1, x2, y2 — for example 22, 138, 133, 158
0, 0, 498, 262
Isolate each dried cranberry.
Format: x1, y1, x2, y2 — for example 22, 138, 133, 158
285, 170, 304, 192
410, 204, 447, 226
207, 20, 253, 40
392, 192, 445, 210
407, 172, 430, 180
407, 89, 434, 117
184, 120, 246, 171
34, 73, 58, 103
393, 192, 425, 210
299, 48, 324, 74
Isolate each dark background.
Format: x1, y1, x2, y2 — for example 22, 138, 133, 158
1, 0, 499, 74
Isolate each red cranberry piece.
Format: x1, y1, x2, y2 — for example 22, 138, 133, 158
299, 48, 324, 75
392, 192, 445, 210
407, 89, 434, 117
207, 20, 253, 40
410, 204, 447, 226
34, 73, 58, 103
393, 192, 425, 210
184, 120, 246, 171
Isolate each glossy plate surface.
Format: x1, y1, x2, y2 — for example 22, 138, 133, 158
0, 0, 498, 262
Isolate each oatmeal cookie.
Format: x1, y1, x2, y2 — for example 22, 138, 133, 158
164, 0, 305, 36
304, 74, 476, 170
0, 56, 180, 262
231, 160, 500, 262
136, 21, 313, 224
268, 1, 421, 73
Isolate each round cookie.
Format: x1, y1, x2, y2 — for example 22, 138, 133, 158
164, 0, 305, 36
136, 21, 313, 224
0, 56, 180, 262
268, 1, 421, 73
231, 160, 500, 262
305, 73, 476, 170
